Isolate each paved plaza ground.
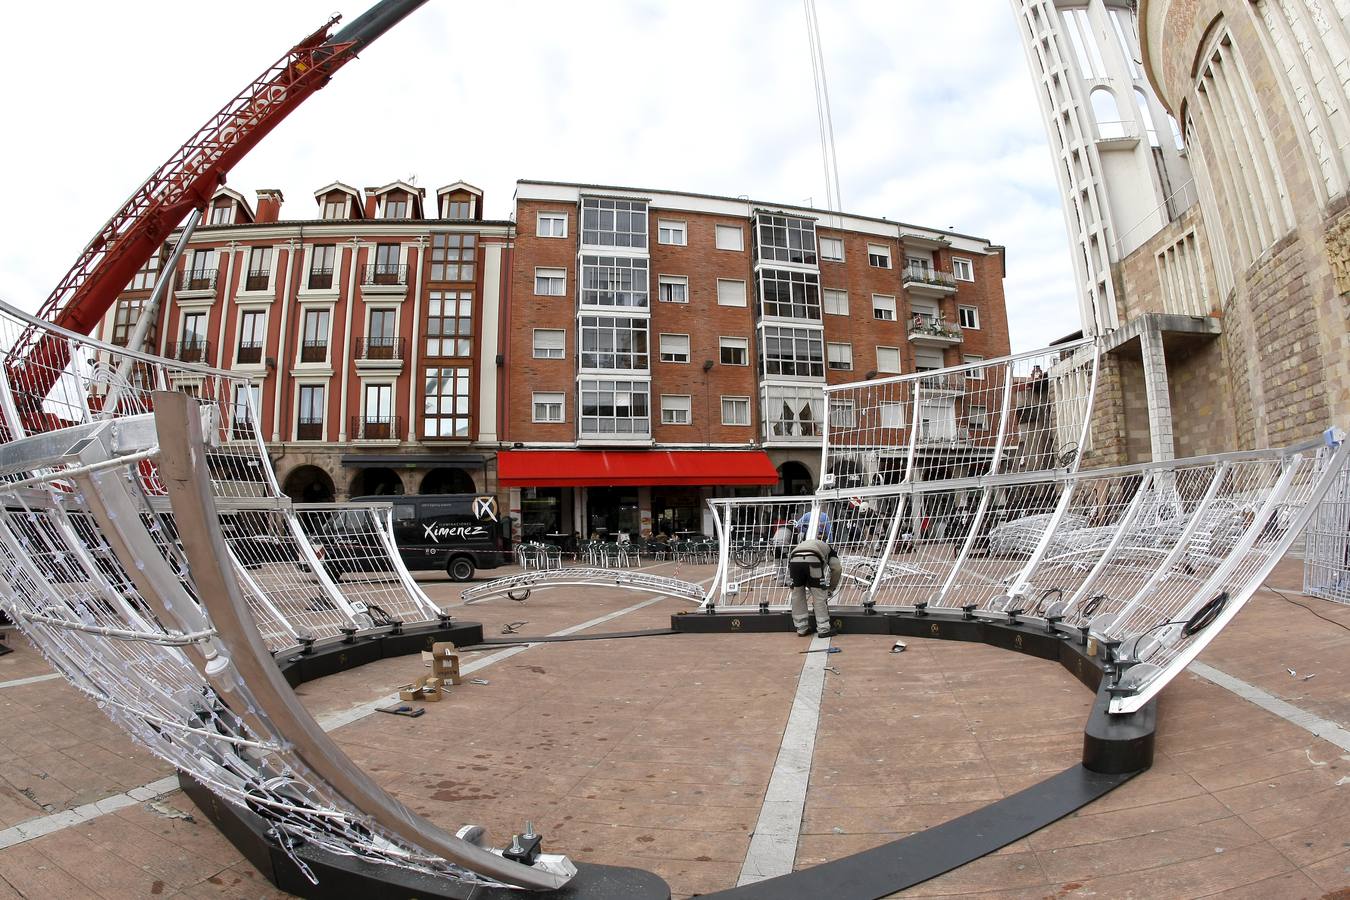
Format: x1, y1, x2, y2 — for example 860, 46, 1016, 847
0, 555, 1347, 898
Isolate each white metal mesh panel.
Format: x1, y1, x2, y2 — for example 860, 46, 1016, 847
1304, 457, 1350, 604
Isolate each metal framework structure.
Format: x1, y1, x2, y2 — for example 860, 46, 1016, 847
0, 300, 576, 891
1304, 458, 1350, 604
704, 345, 1348, 715
460, 567, 707, 605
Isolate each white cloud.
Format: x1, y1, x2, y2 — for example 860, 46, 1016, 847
0, 0, 1078, 349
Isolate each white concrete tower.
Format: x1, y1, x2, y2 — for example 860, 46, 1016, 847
1010, 0, 1193, 336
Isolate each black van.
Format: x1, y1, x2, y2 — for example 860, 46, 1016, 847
347, 493, 513, 581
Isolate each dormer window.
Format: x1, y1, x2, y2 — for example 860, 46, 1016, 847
209, 202, 234, 225
322, 196, 346, 220
383, 193, 409, 219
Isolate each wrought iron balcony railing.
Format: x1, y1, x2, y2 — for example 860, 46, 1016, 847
363, 264, 408, 287
296, 418, 324, 441
351, 415, 403, 440
244, 269, 270, 291
170, 340, 211, 364
236, 342, 263, 365
307, 267, 334, 290
299, 341, 327, 363
358, 336, 405, 361
177, 269, 217, 292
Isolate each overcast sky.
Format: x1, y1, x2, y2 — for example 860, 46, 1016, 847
0, 1, 1079, 350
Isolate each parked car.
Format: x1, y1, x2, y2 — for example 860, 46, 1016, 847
347, 494, 513, 582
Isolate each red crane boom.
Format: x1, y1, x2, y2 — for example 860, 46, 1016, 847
10, 1, 425, 413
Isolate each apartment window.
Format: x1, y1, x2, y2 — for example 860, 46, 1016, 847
716, 278, 747, 307
362, 384, 395, 438
715, 224, 744, 251
719, 336, 748, 366
322, 196, 346, 220
443, 198, 474, 219
129, 255, 161, 291
830, 399, 857, 429
721, 396, 751, 426
372, 243, 402, 283
533, 392, 564, 423
430, 233, 476, 281
297, 385, 324, 440
209, 203, 233, 225
237, 310, 265, 364
658, 275, 688, 303
914, 347, 945, 371
424, 367, 471, 438
383, 195, 408, 219
536, 212, 568, 238
308, 245, 336, 290
535, 267, 566, 296
827, 342, 853, 371
819, 236, 844, 262
111, 298, 145, 347
533, 329, 565, 359
880, 401, 907, 429
660, 395, 692, 425
963, 354, 985, 379
823, 289, 848, 316
581, 197, 647, 249
876, 346, 901, 374
580, 315, 649, 370
763, 385, 824, 438
969, 404, 990, 431
952, 257, 974, 282
659, 333, 690, 364
300, 308, 330, 362
867, 244, 891, 268
244, 247, 271, 291
761, 325, 824, 378
658, 220, 687, 245
366, 308, 398, 359
958, 306, 979, 329
579, 379, 650, 436
872, 294, 897, 321
426, 291, 473, 357
760, 269, 821, 319
183, 249, 215, 291
580, 255, 648, 308
231, 383, 260, 437
180, 312, 208, 362
907, 256, 931, 275
756, 213, 817, 265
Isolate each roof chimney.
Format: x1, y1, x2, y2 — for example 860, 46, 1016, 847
255, 189, 284, 224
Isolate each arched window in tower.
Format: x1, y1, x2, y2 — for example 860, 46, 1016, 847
1135, 88, 1160, 147
1167, 114, 1185, 151
1090, 87, 1126, 140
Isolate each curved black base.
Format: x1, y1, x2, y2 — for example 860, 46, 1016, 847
705, 764, 1137, 900
672, 606, 1156, 774
179, 773, 670, 900
275, 620, 485, 688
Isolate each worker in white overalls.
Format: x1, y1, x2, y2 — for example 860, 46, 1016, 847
787, 507, 843, 637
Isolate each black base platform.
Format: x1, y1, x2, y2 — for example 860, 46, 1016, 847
275, 620, 485, 687
672, 607, 1156, 774
179, 773, 670, 900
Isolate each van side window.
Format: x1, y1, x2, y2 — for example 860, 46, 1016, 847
420, 504, 455, 519
393, 504, 415, 523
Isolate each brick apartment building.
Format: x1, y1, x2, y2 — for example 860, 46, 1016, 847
97, 178, 1011, 544
96, 179, 506, 503
502, 181, 1011, 541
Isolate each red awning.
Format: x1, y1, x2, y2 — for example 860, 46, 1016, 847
497, 450, 779, 488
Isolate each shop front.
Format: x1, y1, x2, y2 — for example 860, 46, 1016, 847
499, 449, 779, 542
